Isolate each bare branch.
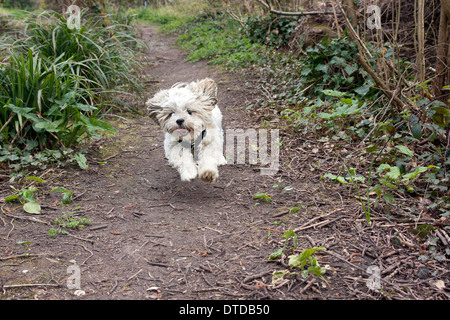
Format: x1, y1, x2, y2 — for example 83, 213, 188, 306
269, 9, 335, 16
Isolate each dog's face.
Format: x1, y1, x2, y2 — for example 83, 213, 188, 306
147, 78, 217, 140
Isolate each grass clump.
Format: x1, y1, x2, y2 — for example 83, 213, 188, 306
0, 8, 143, 173
49, 211, 92, 237
167, 14, 265, 69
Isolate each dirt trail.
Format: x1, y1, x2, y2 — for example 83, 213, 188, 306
1, 25, 447, 301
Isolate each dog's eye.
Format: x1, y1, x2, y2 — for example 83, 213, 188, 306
169, 112, 174, 117
187, 109, 193, 115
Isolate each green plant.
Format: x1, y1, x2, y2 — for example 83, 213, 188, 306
49, 211, 92, 237
0, 49, 116, 148
5, 177, 43, 214
243, 15, 297, 48
51, 187, 74, 204
268, 230, 327, 281
16, 241, 32, 257
288, 246, 328, 281
253, 192, 272, 204
0, 9, 143, 174
418, 235, 449, 263
18, 9, 143, 98
0, 144, 88, 173
131, 6, 178, 25
269, 229, 297, 259
171, 16, 264, 69
371, 164, 439, 204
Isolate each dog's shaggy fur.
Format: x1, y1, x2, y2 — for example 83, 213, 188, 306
147, 78, 226, 182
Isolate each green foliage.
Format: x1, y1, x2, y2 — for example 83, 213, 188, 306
0, 144, 88, 174
268, 229, 327, 281
253, 192, 272, 204
4, 175, 77, 214
0, 9, 142, 173
243, 15, 297, 48
269, 229, 297, 259
288, 247, 327, 281
273, 39, 449, 219
0, 53, 115, 148
49, 211, 92, 237
5, 181, 42, 215
16, 240, 32, 257
300, 36, 376, 98
51, 187, 74, 204
164, 14, 264, 69
131, 6, 178, 25
18, 9, 143, 102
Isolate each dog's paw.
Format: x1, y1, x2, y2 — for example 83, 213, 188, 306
199, 168, 218, 183
218, 155, 227, 166
179, 166, 198, 181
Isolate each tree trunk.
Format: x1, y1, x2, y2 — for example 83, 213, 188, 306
342, 0, 357, 28
415, 0, 425, 85
434, 0, 450, 103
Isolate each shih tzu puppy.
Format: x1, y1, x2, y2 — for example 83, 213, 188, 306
146, 78, 227, 182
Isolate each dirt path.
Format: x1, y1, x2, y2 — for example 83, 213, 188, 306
1, 25, 448, 301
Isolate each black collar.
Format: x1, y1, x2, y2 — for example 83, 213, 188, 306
178, 129, 206, 161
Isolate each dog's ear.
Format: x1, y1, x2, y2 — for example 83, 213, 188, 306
146, 90, 168, 125
191, 78, 218, 106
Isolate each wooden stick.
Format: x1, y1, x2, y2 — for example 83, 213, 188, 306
269, 9, 335, 16
0, 253, 57, 261
3, 283, 60, 289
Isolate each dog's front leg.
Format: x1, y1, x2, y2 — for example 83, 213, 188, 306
197, 139, 222, 183
168, 143, 198, 181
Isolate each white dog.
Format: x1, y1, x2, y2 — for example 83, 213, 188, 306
147, 78, 227, 182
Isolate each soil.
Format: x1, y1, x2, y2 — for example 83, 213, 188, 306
0, 25, 448, 301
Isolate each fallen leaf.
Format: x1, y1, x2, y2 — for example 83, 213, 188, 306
431, 280, 445, 291
196, 248, 207, 256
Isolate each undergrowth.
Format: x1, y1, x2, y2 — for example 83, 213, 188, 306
0, 8, 143, 177
162, 13, 265, 69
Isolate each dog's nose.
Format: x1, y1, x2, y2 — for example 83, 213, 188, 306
176, 118, 185, 126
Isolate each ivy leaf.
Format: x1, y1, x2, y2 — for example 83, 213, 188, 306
74, 153, 88, 170
386, 166, 401, 180
410, 122, 422, 139
321, 89, 346, 97
344, 64, 357, 75
315, 64, 328, 73
301, 66, 312, 76
396, 145, 414, 158
354, 84, 371, 96
383, 193, 394, 205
